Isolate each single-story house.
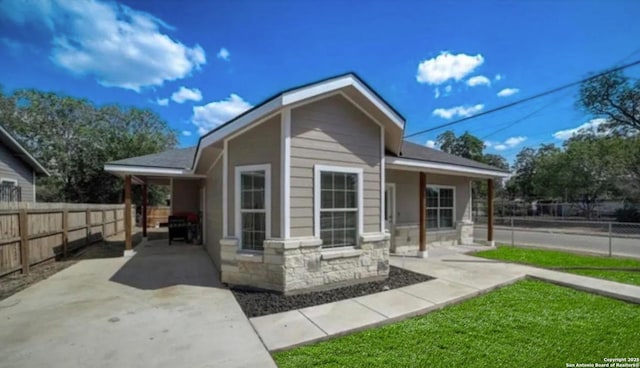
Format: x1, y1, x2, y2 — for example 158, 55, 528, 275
0, 124, 50, 202
105, 73, 508, 294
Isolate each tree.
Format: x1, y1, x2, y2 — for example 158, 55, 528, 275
579, 71, 640, 135
0, 88, 177, 203
436, 130, 484, 161
532, 136, 627, 218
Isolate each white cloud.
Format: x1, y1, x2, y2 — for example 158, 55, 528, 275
492, 136, 527, 151
171, 86, 202, 103
432, 104, 484, 119
181, 130, 192, 137
217, 47, 230, 61
156, 98, 169, 106
425, 140, 436, 149
494, 74, 503, 82
497, 88, 520, 97
466, 75, 491, 87
434, 88, 440, 99
0, 0, 206, 91
552, 118, 606, 140
192, 94, 253, 135
484, 141, 493, 148
416, 51, 484, 85
444, 85, 452, 93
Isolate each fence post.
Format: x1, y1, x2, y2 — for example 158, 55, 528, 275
102, 209, 106, 240
114, 209, 118, 234
608, 222, 612, 257
511, 217, 515, 246
86, 209, 91, 245
19, 210, 29, 274
62, 209, 68, 258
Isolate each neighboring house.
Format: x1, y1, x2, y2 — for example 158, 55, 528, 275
105, 73, 509, 294
0, 125, 50, 202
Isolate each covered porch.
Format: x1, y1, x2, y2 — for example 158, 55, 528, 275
384, 166, 501, 257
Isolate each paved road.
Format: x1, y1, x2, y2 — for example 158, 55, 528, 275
474, 226, 640, 258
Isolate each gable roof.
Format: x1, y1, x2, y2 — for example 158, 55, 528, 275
398, 141, 510, 173
0, 125, 49, 176
107, 147, 196, 169
192, 72, 407, 168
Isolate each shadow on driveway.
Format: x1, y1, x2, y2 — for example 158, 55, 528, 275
109, 239, 224, 290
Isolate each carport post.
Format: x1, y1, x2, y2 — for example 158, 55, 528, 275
142, 182, 148, 238
418, 171, 427, 258
124, 175, 132, 251
487, 178, 495, 247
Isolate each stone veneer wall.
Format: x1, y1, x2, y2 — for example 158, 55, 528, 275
220, 233, 390, 294
390, 221, 474, 254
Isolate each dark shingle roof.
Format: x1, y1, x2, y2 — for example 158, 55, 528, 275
107, 147, 196, 169
397, 140, 509, 173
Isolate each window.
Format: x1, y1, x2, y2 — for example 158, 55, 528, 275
426, 186, 455, 229
0, 179, 17, 187
235, 165, 271, 251
314, 165, 363, 249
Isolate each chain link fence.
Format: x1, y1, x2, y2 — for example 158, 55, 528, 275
473, 216, 640, 258
472, 199, 639, 221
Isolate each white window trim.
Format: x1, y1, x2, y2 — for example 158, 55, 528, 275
313, 165, 364, 245
0, 178, 18, 186
235, 164, 271, 250
385, 183, 396, 227
426, 184, 456, 230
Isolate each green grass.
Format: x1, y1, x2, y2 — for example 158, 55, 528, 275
475, 246, 640, 286
273, 280, 640, 368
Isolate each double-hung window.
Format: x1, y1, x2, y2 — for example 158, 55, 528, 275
426, 186, 455, 229
235, 164, 271, 251
314, 165, 363, 249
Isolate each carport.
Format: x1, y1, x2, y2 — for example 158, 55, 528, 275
104, 147, 206, 252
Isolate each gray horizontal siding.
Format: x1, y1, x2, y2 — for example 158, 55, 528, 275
0, 143, 35, 202
290, 94, 382, 237
227, 115, 281, 238
385, 169, 472, 225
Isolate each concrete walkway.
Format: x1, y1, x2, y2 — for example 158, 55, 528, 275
251, 246, 640, 352
0, 240, 276, 368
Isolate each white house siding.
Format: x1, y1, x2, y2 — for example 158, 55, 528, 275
290, 94, 382, 238
227, 115, 281, 238
205, 158, 223, 270
0, 143, 35, 202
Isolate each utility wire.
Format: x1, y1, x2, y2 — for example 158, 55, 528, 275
481, 91, 575, 140
404, 58, 640, 139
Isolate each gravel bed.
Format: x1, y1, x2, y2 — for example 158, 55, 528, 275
231, 266, 434, 318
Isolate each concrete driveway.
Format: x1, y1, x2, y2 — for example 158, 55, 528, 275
0, 240, 276, 368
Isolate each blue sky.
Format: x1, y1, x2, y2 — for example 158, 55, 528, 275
1, 0, 639, 164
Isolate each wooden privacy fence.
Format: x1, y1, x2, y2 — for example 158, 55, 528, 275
0, 203, 134, 277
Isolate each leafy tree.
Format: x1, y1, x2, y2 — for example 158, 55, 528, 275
579, 71, 640, 135
532, 136, 627, 218
436, 130, 484, 161
0, 88, 177, 204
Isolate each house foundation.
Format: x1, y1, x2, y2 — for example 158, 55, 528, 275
220, 233, 390, 294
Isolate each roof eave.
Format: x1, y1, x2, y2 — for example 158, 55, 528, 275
0, 126, 50, 176
386, 156, 510, 178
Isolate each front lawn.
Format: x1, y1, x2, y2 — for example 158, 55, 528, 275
273, 280, 640, 367
475, 246, 640, 286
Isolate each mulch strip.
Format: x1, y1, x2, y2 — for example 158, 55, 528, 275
231, 266, 434, 318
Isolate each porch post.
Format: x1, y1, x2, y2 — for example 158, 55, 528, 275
418, 171, 427, 257
142, 181, 148, 238
124, 175, 132, 251
487, 178, 495, 247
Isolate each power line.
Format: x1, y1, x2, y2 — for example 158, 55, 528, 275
480, 91, 575, 140
404, 58, 640, 139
